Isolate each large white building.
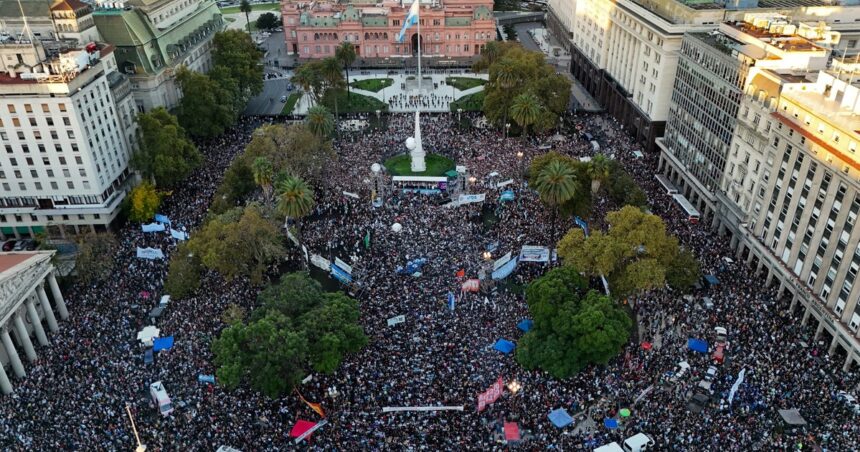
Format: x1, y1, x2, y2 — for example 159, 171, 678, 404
0, 40, 136, 239
547, 0, 860, 152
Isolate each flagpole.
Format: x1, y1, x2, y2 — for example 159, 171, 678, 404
417, 0, 421, 95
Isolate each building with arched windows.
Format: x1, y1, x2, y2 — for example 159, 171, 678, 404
282, 0, 495, 59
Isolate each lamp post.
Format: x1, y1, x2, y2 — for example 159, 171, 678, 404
457, 107, 463, 124
125, 404, 147, 452
481, 250, 494, 293
505, 122, 511, 139
516, 151, 524, 177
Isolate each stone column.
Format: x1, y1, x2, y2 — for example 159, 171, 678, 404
765, 269, 774, 286
777, 281, 786, 299
26, 300, 48, 346
730, 234, 739, 250
0, 359, 12, 394
48, 273, 69, 320
12, 315, 36, 362
0, 329, 25, 378
801, 306, 811, 326
828, 335, 839, 355
36, 285, 58, 333
746, 250, 755, 267
844, 354, 854, 372
789, 295, 798, 313
813, 321, 825, 341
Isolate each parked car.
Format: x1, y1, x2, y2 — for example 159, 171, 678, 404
715, 326, 728, 345
13, 239, 34, 251
279, 95, 287, 102
704, 365, 718, 382
149, 381, 174, 416
623, 433, 655, 452
687, 392, 710, 413
1, 240, 16, 251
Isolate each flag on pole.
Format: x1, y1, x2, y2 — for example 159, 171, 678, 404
296, 390, 326, 418
455, 268, 465, 278
397, 0, 420, 42
364, 230, 371, 249
448, 292, 456, 311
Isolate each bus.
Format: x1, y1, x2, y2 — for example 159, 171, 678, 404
672, 194, 700, 224
654, 174, 679, 194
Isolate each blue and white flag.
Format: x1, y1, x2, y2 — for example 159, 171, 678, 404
136, 247, 165, 260
728, 368, 746, 405
141, 223, 166, 233
154, 213, 171, 225
397, 0, 420, 42
170, 228, 188, 241
447, 291, 456, 311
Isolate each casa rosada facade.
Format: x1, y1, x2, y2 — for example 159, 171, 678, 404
281, 0, 496, 59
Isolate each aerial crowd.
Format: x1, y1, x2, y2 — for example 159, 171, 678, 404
0, 111, 858, 451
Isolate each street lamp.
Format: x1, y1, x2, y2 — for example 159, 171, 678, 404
482, 250, 492, 261
505, 122, 511, 139
457, 107, 463, 124
516, 151, 524, 176
507, 380, 522, 394
468, 176, 477, 186
125, 404, 147, 452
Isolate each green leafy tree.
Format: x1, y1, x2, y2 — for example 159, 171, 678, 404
255, 12, 280, 30
516, 267, 631, 378
605, 161, 648, 208
587, 154, 611, 194
186, 205, 285, 284
291, 61, 325, 106
335, 42, 357, 99
557, 206, 691, 297
222, 303, 246, 325
243, 123, 335, 183
252, 157, 275, 201
305, 105, 335, 138
175, 67, 236, 138
133, 108, 202, 187
320, 57, 345, 121
666, 248, 701, 291
212, 30, 264, 100
535, 160, 578, 248
509, 92, 542, 138
239, 0, 252, 33
74, 232, 118, 285
276, 176, 315, 257
257, 272, 326, 319
211, 158, 256, 214
164, 243, 202, 299
128, 181, 161, 222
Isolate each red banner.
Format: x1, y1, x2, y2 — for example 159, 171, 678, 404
477, 376, 504, 412
462, 279, 480, 292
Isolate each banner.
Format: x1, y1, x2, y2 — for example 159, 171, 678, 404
728, 368, 746, 405
574, 216, 589, 236
154, 213, 171, 225
136, 247, 165, 260
342, 191, 359, 199
334, 257, 353, 275
493, 251, 513, 271
141, 223, 165, 233
458, 193, 486, 204
387, 314, 406, 326
477, 376, 504, 412
519, 245, 550, 262
448, 292, 456, 311
492, 257, 518, 280
496, 179, 514, 188
170, 229, 188, 240
499, 190, 515, 202
330, 265, 353, 284
310, 254, 331, 271
462, 279, 480, 292
286, 228, 299, 246
364, 230, 371, 249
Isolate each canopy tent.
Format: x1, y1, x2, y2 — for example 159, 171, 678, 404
289, 420, 317, 439
136, 326, 160, 345
153, 336, 174, 352
445, 170, 459, 178
517, 319, 534, 332
504, 422, 521, 441
149, 306, 165, 319
687, 338, 709, 353
704, 274, 720, 286
603, 418, 618, 429
548, 408, 573, 428
619, 408, 631, 417
494, 339, 515, 354
778, 409, 807, 426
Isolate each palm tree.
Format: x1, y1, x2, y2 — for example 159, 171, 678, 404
320, 57, 345, 123
493, 60, 518, 131
240, 0, 252, 34
276, 176, 315, 265
252, 157, 274, 201
509, 92, 542, 138
535, 160, 578, 250
335, 42, 357, 99
587, 154, 611, 194
305, 105, 335, 138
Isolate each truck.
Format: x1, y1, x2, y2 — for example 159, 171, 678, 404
149, 381, 174, 417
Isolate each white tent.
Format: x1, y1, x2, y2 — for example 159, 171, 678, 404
137, 326, 160, 347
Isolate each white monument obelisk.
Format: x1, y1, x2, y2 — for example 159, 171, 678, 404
405, 0, 426, 172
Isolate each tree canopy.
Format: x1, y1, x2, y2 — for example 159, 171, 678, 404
212, 273, 367, 397
74, 232, 118, 285
128, 181, 161, 222
557, 206, 699, 297
516, 266, 632, 379
529, 152, 591, 218
184, 204, 285, 284
255, 12, 280, 30
212, 30, 264, 100
244, 123, 334, 183
164, 243, 202, 300
176, 67, 236, 138
474, 42, 570, 133
133, 108, 202, 187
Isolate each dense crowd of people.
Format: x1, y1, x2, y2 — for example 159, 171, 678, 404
1, 111, 858, 451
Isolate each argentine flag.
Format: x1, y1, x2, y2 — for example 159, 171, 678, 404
397, 0, 420, 42
447, 291, 456, 311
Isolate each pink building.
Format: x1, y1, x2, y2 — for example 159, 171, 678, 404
281, 0, 496, 59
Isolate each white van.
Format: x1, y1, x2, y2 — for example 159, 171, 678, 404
594, 442, 625, 452
623, 433, 655, 451
149, 381, 174, 416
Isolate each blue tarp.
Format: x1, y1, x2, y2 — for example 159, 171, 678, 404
704, 274, 720, 286
548, 408, 574, 428
603, 418, 618, 429
198, 374, 215, 384
494, 339, 515, 354
397, 258, 427, 275
517, 319, 534, 332
500, 190, 515, 202
331, 265, 353, 284
153, 336, 174, 352
492, 257, 518, 280
143, 348, 153, 364
687, 338, 708, 353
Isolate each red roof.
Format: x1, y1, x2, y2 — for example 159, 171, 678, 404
0, 253, 38, 274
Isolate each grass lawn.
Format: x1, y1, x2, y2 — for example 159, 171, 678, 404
322, 89, 387, 114
446, 77, 486, 91
450, 91, 485, 112
220, 3, 280, 14
350, 78, 394, 92
384, 154, 454, 177
281, 92, 301, 115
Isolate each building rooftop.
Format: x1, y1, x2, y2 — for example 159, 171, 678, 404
0, 41, 113, 86
725, 20, 824, 52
